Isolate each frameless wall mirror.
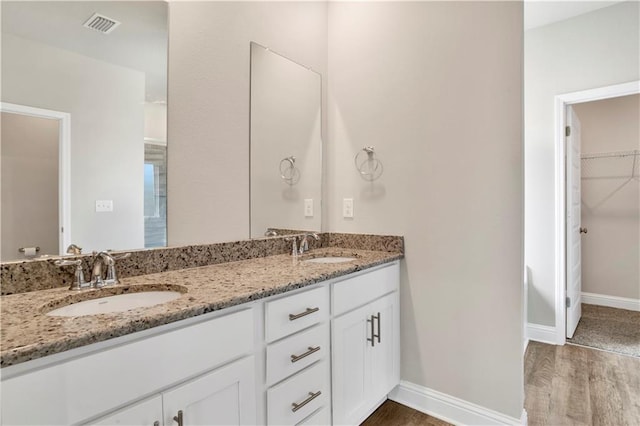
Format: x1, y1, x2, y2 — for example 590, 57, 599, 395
1, 1, 168, 261
249, 42, 322, 238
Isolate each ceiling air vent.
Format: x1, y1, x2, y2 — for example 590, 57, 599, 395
83, 13, 121, 35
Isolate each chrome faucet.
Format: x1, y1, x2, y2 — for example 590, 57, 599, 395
285, 236, 299, 257
66, 244, 83, 255
55, 259, 91, 290
91, 251, 131, 287
299, 233, 320, 255
91, 251, 112, 288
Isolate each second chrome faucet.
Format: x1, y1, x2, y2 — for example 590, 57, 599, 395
286, 233, 320, 257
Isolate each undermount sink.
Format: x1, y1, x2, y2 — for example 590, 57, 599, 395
303, 256, 357, 264
46, 291, 183, 317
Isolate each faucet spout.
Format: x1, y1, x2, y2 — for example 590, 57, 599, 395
91, 251, 114, 288
299, 233, 320, 254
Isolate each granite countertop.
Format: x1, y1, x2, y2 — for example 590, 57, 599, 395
1, 247, 402, 368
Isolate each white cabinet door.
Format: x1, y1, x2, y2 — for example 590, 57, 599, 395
368, 292, 400, 404
332, 303, 373, 426
332, 292, 400, 426
162, 356, 256, 426
90, 395, 163, 426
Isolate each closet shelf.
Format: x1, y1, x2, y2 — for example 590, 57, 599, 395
581, 149, 639, 180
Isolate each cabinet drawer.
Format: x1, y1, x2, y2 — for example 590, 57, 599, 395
333, 262, 399, 316
298, 406, 330, 425
267, 362, 328, 425
266, 324, 329, 386
265, 286, 329, 342
1, 308, 255, 425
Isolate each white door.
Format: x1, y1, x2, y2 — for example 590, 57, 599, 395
566, 105, 582, 338
162, 356, 256, 426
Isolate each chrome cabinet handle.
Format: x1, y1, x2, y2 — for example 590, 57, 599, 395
367, 315, 376, 347
173, 410, 183, 426
580, 227, 588, 234
291, 391, 321, 413
289, 307, 319, 321
367, 313, 381, 347
291, 346, 321, 363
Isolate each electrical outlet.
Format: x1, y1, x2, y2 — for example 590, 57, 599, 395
304, 199, 313, 217
95, 200, 113, 212
343, 198, 354, 218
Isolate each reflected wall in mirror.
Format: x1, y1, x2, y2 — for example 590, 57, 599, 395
250, 43, 322, 238
0, 1, 168, 261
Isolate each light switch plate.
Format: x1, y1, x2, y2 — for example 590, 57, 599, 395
95, 200, 113, 212
304, 199, 314, 217
343, 198, 354, 218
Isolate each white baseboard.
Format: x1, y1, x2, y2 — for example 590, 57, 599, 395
581, 292, 640, 312
389, 381, 525, 425
526, 323, 558, 345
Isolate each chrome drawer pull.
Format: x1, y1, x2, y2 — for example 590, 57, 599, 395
289, 307, 319, 321
173, 410, 183, 426
291, 346, 321, 363
375, 312, 381, 343
291, 390, 321, 413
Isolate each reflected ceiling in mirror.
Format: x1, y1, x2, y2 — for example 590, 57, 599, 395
1, 1, 168, 261
249, 42, 322, 238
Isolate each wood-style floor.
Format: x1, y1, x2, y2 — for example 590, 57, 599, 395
363, 341, 640, 425
361, 400, 451, 426
525, 341, 640, 425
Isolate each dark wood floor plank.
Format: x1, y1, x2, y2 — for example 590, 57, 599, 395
361, 400, 451, 426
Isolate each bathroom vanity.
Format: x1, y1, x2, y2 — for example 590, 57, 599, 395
0, 242, 401, 426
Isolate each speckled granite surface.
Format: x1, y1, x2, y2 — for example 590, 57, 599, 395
1, 233, 402, 295
1, 246, 402, 367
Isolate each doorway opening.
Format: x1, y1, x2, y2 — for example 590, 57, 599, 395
0, 102, 71, 259
554, 80, 639, 345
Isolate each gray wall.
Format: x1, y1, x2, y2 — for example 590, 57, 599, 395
574, 95, 639, 301
1, 113, 59, 260
167, 1, 328, 246
524, 1, 640, 326
326, 1, 524, 418
1, 34, 145, 253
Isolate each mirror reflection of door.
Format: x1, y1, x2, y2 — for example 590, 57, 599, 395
1, 112, 59, 261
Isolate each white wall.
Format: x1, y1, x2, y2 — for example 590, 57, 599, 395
574, 95, 639, 300
1, 113, 59, 260
167, 1, 328, 246
250, 44, 322, 236
1, 34, 145, 253
327, 1, 523, 419
525, 1, 640, 326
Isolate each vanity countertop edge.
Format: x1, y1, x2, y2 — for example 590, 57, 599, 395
0, 247, 402, 368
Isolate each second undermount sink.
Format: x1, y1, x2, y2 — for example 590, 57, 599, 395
303, 256, 357, 264
46, 291, 183, 317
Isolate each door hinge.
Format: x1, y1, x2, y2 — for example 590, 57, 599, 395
565, 126, 571, 137
566, 297, 571, 308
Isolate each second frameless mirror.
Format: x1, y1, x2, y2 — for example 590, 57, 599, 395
249, 43, 322, 238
